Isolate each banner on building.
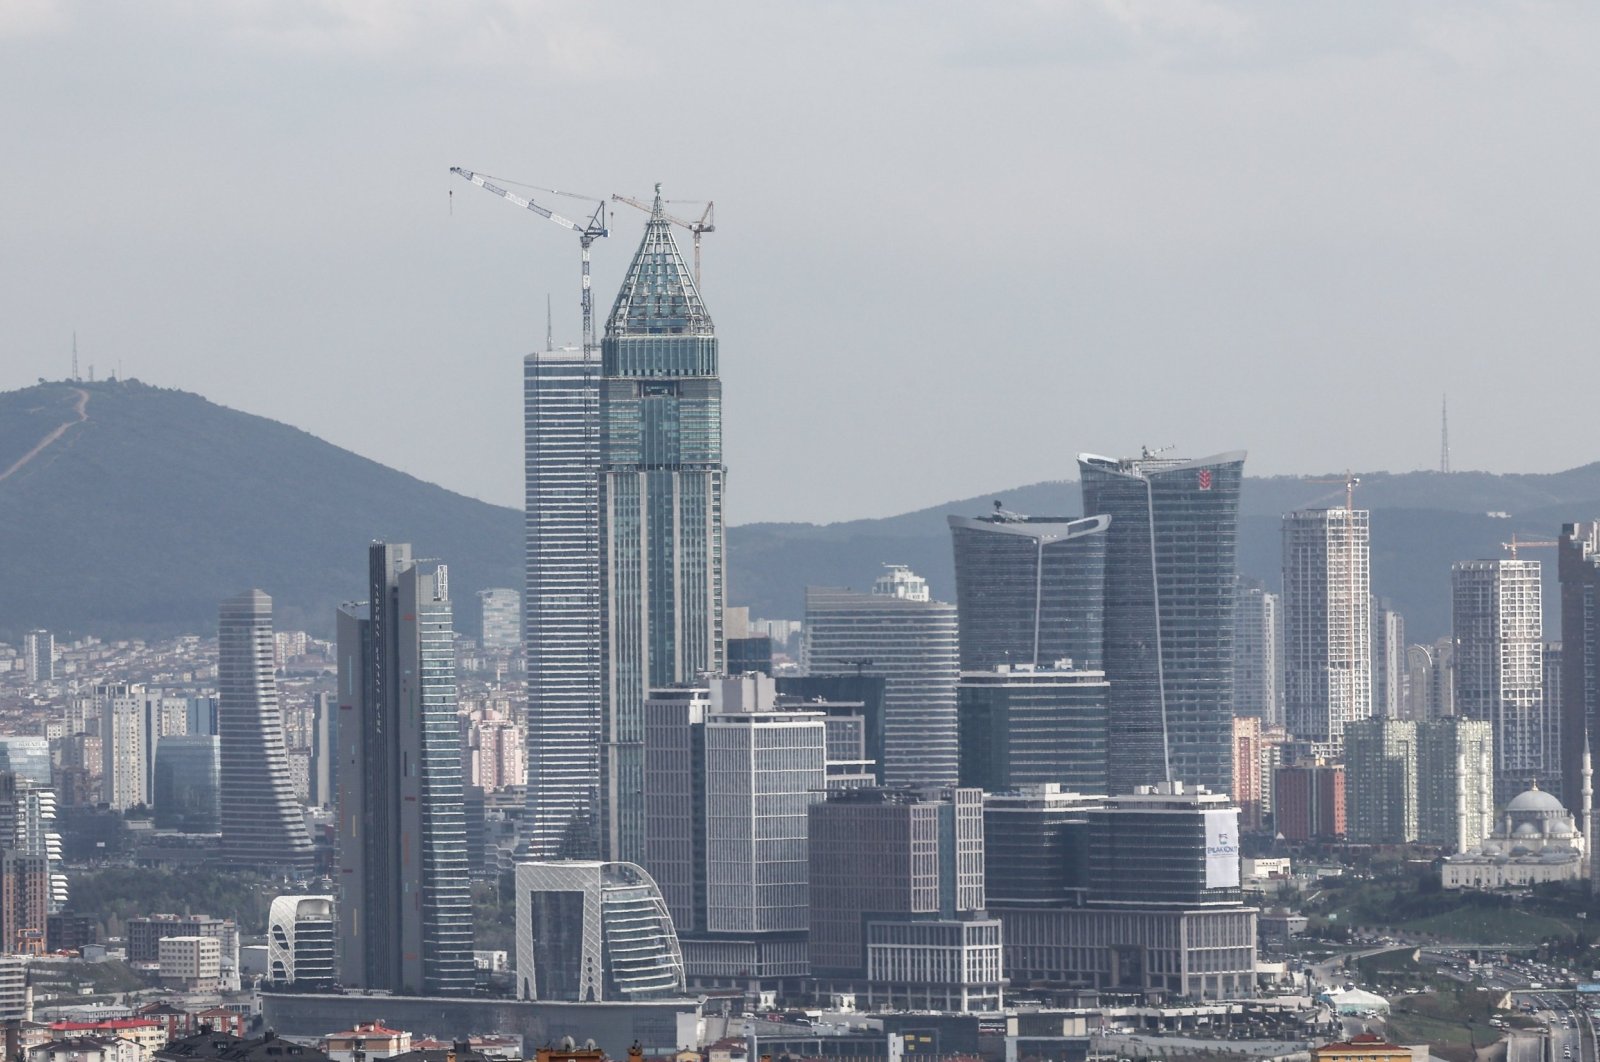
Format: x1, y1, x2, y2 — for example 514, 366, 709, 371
1203, 809, 1241, 888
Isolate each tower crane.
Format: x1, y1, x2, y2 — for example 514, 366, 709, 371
610, 189, 715, 289
450, 168, 608, 361
1304, 471, 1364, 741
1502, 533, 1559, 560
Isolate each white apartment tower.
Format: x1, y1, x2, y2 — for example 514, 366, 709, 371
523, 345, 602, 859
1453, 558, 1551, 807
1282, 508, 1372, 755
96, 683, 146, 810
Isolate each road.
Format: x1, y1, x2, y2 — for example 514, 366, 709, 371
0, 387, 89, 483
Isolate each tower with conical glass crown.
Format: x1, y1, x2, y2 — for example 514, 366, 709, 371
600, 188, 725, 862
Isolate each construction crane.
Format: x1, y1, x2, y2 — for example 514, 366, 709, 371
450, 168, 608, 361
1502, 533, 1559, 560
610, 188, 715, 289
1304, 471, 1364, 743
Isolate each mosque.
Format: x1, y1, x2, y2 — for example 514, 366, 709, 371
1441, 768, 1590, 890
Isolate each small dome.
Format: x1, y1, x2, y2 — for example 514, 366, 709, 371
1514, 822, 1543, 838
1550, 819, 1575, 836
1511, 844, 1533, 857
1507, 787, 1565, 813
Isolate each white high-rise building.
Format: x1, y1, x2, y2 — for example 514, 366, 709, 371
642, 674, 826, 984
22, 631, 52, 686
1234, 580, 1279, 723
523, 346, 601, 860
1372, 600, 1406, 720
1282, 509, 1371, 755
1453, 559, 1551, 807
96, 683, 146, 810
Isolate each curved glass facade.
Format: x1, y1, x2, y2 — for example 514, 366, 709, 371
152, 735, 219, 833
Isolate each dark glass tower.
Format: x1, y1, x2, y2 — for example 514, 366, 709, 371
1079, 451, 1245, 793
1559, 522, 1600, 812
335, 543, 474, 995
948, 512, 1108, 671
599, 189, 725, 862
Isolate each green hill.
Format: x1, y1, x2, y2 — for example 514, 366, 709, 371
3, 379, 1595, 645
0, 379, 520, 640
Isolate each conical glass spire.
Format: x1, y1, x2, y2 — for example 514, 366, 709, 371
605, 184, 712, 337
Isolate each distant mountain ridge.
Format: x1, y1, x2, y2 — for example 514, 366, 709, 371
2, 380, 1595, 644
0, 380, 520, 641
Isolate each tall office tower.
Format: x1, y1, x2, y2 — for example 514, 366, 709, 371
95, 683, 145, 810
775, 674, 887, 783
477, 588, 521, 651
141, 694, 189, 807
947, 512, 1108, 671
642, 675, 825, 986
598, 195, 725, 863
1562, 523, 1600, 809
217, 591, 314, 875
523, 343, 602, 860
957, 666, 1109, 794
152, 735, 220, 833
1282, 508, 1372, 756
306, 692, 336, 808
982, 785, 1102, 910
1233, 580, 1279, 723
1079, 451, 1245, 793
336, 543, 474, 996
1416, 719, 1495, 851
1406, 639, 1455, 721
187, 696, 219, 737
22, 632, 52, 685
1372, 599, 1406, 720
1343, 718, 1419, 844
804, 569, 960, 787
514, 861, 685, 1002
808, 786, 1002, 1012
1453, 559, 1550, 806
0, 740, 50, 790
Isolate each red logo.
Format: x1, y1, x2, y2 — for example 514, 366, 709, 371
1197, 469, 1213, 491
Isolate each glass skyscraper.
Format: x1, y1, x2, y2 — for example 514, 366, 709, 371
336, 543, 473, 995
599, 192, 725, 862
524, 345, 602, 859
1079, 451, 1245, 793
947, 512, 1108, 671
217, 590, 314, 874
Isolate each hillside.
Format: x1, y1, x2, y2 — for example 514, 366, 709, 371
0, 380, 520, 640
3, 380, 1597, 645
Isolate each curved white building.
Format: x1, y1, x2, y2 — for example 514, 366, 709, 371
267, 895, 335, 989
514, 861, 684, 1002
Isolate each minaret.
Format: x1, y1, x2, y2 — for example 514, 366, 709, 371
1584, 741, 1594, 886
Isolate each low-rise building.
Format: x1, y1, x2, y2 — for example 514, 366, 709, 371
158, 936, 222, 992
49, 1022, 164, 1056
321, 1023, 412, 1062
1441, 783, 1586, 889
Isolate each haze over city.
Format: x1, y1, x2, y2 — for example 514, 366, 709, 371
6, 2, 1600, 522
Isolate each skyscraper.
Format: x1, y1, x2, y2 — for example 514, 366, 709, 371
599, 194, 725, 862
1453, 558, 1550, 806
947, 512, 1108, 671
1233, 580, 1278, 723
804, 567, 960, 787
1560, 522, 1600, 812
1078, 451, 1245, 792
152, 735, 220, 833
96, 683, 145, 810
1372, 599, 1406, 720
217, 591, 314, 875
336, 543, 473, 995
524, 343, 602, 860
642, 675, 824, 985
957, 666, 1109, 794
22, 632, 52, 686
1282, 509, 1372, 755
1416, 718, 1494, 851
1343, 718, 1418, 844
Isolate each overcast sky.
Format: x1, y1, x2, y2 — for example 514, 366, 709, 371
4, 2, 1598, 524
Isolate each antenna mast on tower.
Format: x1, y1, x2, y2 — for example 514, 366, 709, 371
71, 333, 79, 383
1440, 394, 1451, 474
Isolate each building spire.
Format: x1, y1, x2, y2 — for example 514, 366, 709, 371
605, 183, 712, 338
1440, 393, 1451, 474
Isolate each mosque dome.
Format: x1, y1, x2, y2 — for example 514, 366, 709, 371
1507, 786, 1565, 814
1514, 821, 1543, 839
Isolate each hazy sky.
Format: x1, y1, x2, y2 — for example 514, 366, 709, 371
4, 2, 1599, 524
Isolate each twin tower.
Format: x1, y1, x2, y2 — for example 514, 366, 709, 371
524, 192, 723, 862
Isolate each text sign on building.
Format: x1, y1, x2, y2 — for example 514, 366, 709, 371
1203, 809, 1240, 888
